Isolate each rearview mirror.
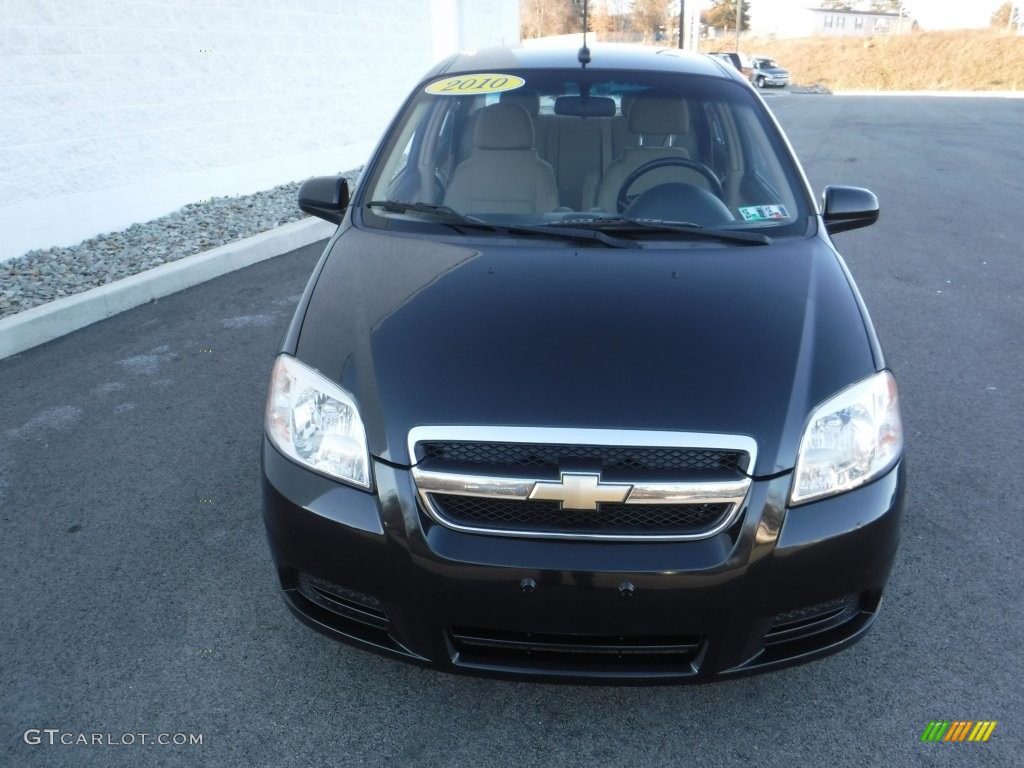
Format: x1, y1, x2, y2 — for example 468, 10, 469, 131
298, 175, 349, 224
821, 185, 879, 234
554, 96, 616, 118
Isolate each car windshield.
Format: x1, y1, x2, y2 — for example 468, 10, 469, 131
756, 58, 779, 68
361, 66, 811, 238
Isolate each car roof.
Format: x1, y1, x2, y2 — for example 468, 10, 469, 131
424, 44, 733, 81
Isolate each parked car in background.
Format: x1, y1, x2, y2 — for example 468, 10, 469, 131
750, 56, 790, 88
709, 51, 752, 80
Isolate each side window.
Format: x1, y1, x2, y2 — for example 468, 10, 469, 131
368, 102, 428, 202
734, 108, 798, 220
391, 134, 415, 193
432, 105, 457, 190
369, 100, 468, 204
704, 102, 729, 179
431, 97, 488, 201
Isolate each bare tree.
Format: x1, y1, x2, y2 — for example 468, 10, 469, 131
590, 0, 617, 35
991, 1, 1013, 27
520, 0, 584, 39
632, 0, 670, 41
704, 0, 751, 31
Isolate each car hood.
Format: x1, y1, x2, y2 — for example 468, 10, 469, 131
295, 227, 877, 475
760, 67, 788, 75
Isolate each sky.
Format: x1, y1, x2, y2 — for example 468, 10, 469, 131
710, 1, 1005, 31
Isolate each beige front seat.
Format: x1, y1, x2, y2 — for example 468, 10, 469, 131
594, 92, 707, 212
444, 102, 558, 215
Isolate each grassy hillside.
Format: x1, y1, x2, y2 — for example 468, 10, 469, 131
706, 30, 1024, 91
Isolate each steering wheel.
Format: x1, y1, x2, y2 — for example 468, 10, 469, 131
617, 157, 724, 213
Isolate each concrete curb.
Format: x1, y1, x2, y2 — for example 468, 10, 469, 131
0, 216, 335, 361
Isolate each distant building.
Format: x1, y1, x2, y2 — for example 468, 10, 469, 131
751, 3, 917, 39
806, 8, 916, 36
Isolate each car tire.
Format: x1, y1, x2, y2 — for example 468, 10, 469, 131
756, 76, 765, 88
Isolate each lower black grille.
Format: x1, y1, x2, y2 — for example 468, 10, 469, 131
296, 572, 389, 631
432, 494, 730, 536
450, 628, 703, 673
764, 595, 861, 646
289, 572, 424, 662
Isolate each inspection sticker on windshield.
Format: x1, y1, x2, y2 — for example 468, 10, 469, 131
739, 204, 789, 221
426, 74, 525, 95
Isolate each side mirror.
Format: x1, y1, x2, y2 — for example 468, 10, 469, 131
298, 175, 349, 224
821, 185, 879, 234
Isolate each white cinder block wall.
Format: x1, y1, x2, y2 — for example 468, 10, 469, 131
0, 0, 520, 263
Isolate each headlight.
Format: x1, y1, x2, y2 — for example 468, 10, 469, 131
790, 371, 902, 505
265, 355, 371, 489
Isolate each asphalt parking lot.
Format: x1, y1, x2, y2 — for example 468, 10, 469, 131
2, 94, 1022, 767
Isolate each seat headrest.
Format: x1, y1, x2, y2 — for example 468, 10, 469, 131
628, 93, 690, 135
475, 102, 535, 149
500, 88, 540, 116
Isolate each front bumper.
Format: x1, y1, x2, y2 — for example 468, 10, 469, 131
261, 439, 904, 684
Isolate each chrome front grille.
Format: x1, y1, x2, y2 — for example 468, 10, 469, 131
409, 427, 756, 541
417, 441, 748, 475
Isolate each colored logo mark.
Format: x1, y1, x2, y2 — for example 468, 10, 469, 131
920, 721, 997, 742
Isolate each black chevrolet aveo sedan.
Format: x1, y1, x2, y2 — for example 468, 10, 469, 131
261, 44, 905, 683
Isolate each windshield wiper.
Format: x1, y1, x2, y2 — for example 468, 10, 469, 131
366, 200, 490, 230
551, 216, 772, 245
503, 222, 636, 248
366, 201, 636, 248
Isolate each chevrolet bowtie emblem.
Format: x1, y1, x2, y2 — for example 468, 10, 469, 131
529, 472, 632, 510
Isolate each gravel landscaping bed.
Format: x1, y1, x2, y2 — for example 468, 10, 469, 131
0, 169, 360, 320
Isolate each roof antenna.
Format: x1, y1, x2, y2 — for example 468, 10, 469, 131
578, 0, 591, 67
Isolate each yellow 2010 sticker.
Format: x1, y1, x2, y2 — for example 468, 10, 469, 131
425, 74, 525, 96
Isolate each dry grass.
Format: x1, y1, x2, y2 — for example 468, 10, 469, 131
705, 30, 1024, 91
